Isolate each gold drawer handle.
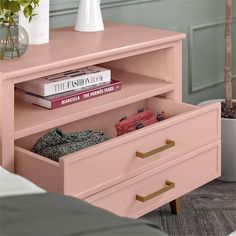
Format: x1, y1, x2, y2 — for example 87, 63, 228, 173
136, 139, 175, 158
136, 181, 175, 202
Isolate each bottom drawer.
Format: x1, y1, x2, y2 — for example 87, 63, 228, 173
85, 141, 220, 218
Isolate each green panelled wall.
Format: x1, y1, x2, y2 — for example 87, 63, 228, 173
49, 0, 236, 104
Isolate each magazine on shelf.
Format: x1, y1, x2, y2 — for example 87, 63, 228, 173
15, 79, 122, 110
15, 66, 111, 96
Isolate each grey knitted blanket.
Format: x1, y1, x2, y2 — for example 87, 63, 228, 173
31, 128, 110, 161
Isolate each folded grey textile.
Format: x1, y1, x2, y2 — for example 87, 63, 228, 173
31, 128, 110, 162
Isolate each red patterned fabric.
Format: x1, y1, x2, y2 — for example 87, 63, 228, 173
115, 110, 158, 136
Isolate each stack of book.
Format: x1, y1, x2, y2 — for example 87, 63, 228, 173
15, 66, 122, 109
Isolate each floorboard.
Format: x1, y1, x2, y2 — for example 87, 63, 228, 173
142, 180, 236, 236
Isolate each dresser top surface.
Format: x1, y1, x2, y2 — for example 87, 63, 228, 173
0, 22, 185, 79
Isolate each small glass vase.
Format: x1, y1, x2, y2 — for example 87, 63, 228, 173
0, 24, 29, 60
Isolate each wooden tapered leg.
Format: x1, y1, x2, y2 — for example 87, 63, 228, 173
169, 197, 182, 215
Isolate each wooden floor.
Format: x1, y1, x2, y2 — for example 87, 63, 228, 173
143, 180, 236, 236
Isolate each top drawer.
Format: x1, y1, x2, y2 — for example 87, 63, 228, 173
15, 97, 220, 198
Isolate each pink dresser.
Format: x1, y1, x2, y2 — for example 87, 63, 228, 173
0, 22, 221, 218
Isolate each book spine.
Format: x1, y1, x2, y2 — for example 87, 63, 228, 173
51, 82, 121, 109
15, 89, 52, 109
44, 70, 111, 96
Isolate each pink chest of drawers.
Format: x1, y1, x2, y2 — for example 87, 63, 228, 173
0, 22, 221, 218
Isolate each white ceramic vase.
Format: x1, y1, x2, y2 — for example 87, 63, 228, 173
75, 0, 104, 32
199, 99, 236, 182
19, 0, 49, 44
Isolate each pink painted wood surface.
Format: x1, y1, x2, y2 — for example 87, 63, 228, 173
15, 97, 221, 198
85, 141, 221, 218
0, 78, 15, 171
0, 22, 185, 81
103, 41, 183, 101
14, 70, 174, 139
102, 46, 173, 79
171, 41, 182, 101
15, 146, 60, 192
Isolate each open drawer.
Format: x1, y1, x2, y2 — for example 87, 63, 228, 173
15, 97, 220, 198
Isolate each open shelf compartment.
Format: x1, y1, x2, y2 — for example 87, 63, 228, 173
15, 70, 174, 139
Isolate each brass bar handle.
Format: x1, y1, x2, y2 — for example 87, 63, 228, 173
136, 139, 175, 158
136, 181, 175, 202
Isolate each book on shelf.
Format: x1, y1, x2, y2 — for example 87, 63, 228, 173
15, 66, 111, 96
15, 79, 122, 110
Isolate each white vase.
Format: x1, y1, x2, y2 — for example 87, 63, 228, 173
198, 99, 236, 182
19, 0, 49, 44
75, 0, 104, 32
